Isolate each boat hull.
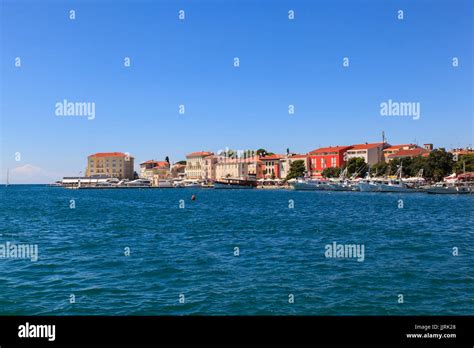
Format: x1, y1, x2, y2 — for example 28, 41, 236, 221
425, 187, 471, 194
377, 184, 418, 193
358, 182, 380, 192
291, 182, 328, 191
214, 179, 257, 189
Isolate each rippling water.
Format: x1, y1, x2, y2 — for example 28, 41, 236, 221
0, 185, 472, 315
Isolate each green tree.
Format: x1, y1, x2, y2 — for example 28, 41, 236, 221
256, 148, 275, 157
424, 148, 453, 181
452, 154, 474, 174
176, 160, 186, 165
165, 156, 170, 164
371, 162, 389, 177
404, 156, 425, 177
322, 167, 341, 178
286, 160, 306, 180
345, 157, 367, 176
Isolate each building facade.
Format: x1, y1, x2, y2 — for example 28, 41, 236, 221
139, 160, 170, 181
308, 146, 352, 177
152, 162, 171, 186
185, 151, 214, 180
203, 155, 218, 181
171, 163, 186, 179
346, 143, 387, 165
86, 152, 134, 180
386, 148, 430, 161
215, 156, 259, 180
259, 155, 284, 179
383, 144, 419, 162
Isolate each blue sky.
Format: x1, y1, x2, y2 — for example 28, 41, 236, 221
1, 0, 473, 183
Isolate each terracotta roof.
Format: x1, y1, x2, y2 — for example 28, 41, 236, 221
452, 150, 474, 155
348, 142, 385, 150
388, 148, 429, 158
290, 154, 308, 159
260, 154, 284, 160
140, 160, 168, 165
309, 146, 352, 154
383, 144, 416, 151
89, 152, 129, 158
186, 151, 214, 157
153, 161, 170, 168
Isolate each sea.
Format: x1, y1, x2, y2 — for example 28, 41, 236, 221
0, 185, 472, 315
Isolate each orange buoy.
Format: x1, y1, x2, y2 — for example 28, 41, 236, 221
191, 195, 196, 201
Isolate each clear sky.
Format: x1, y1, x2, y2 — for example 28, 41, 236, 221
1, 0, 473, 183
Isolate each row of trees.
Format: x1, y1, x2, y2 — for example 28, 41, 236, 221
287, 149, 473, 182
370, 150, 473, 181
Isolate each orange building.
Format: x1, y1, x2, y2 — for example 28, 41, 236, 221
259, 154, 284, 178
86, 152, 134, 179
308, 146, 352, 177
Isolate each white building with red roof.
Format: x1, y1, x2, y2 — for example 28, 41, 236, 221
139, 160, 170, 181
386, 148, 430, 161
383, 144, 420, 162
346, 142, 388, 165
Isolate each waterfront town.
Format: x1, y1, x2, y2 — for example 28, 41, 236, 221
57, 139, 474, 193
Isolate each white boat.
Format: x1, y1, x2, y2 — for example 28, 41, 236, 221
156, 179, 173, 188
361, 164, 419, 193
182, 180, 201, 188
424, 182, 471, 194
122, 179, 152, 188
377, 179, 417, 192
327, 179, 354, 191
358, 180, 380, 192
290, 178, 330, 191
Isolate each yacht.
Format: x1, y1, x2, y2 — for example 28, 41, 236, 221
290, 178, 330, 191
123, 179, 152, 188
155, 179, 174, 188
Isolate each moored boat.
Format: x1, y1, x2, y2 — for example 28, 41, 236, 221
290, 178, 330, 191
214, 178, 257, 189
358, 180, 380, 192
424, 182, 471, 194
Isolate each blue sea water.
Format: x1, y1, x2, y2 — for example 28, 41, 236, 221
0, 185, 472, 315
